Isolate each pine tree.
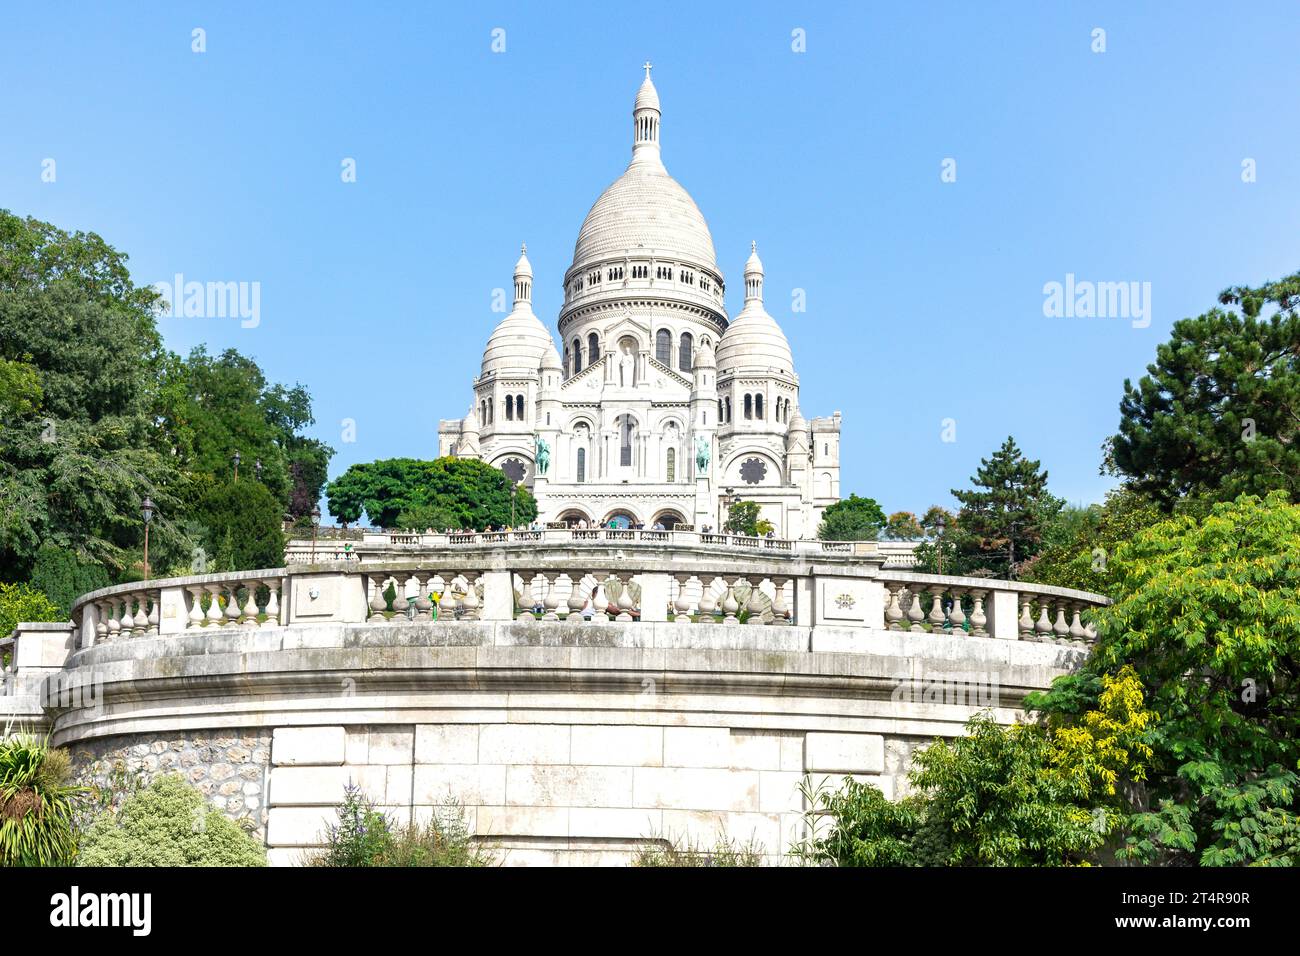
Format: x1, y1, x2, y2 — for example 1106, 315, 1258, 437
950, 437, 1058, 577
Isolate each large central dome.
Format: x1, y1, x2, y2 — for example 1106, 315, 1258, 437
573, 166, 718, 270
570, 68, 719, 274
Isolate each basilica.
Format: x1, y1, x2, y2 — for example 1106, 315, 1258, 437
437, 67, 842, 537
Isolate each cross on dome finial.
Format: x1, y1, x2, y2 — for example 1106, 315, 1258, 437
643, 61, 653, 78
751, 240, 756, 253
521, 242, 527, 254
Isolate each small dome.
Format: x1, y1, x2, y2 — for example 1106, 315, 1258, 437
716, 243, 794, 375
514, 243, 533, 279
541, 341, 562, 370
480, 310, 552, 376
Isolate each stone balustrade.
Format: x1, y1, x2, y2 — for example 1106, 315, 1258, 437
35, 544, 1106, 651
285, 527, 901, 565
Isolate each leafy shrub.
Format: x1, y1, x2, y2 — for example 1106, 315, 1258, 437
0, 582, 62, 640
78, 774, 266, 866
0, 734, 81, 866
311, 785, 493, 867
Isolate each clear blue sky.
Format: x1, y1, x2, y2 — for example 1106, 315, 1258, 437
4, 2, 1298, 519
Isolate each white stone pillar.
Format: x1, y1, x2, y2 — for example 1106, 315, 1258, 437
479, 570, 514, 621
987, 590, 1019, 640
638, 573, 671, 623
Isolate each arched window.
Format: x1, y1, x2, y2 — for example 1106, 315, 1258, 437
515, 395, 525, 420
576, 447, 586, 483
717, 399, 723, 421
744, 394, 753, 419
619, 415, 635, 467
505, 397, 513, 421
666, 447, 676, 482
488, 402, 493, 424
678, 332, 693, 372
655, 328, 672, 364
756, 394, 764, 420
725, 397, 732, 422
572, 338, 582, 373
588, 333, 600, 367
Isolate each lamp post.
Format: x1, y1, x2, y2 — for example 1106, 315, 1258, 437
254, 457, 263, 482
311, 506, 321, 563
935, 515, 947, 576
232, 450, 241, 481
141, 496, 155, 581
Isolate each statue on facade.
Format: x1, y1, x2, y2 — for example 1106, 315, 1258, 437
694, 435, 710, 473
535, 436, 550, 476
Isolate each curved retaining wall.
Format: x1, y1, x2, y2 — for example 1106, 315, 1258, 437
45, 620, 1086, 865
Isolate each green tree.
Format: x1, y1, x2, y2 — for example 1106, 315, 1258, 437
78, 774, 266, 866
1111, 272, 1300, 508
27, 545, 110, 616
157, 347, 334, 516
723, 500, 771, 536
0, 356, 41, 419
950, 437, 1059, 577
1019, 488, 1161, 595
326, 457, 536, 530
1033, 492, 1300, 865
817, 494, 886, 540
194, 480, 286, 571
883, 511, 923, 540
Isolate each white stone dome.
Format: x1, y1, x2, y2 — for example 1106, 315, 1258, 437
716, 243, 794, 375
481, 244, 553, 376
480, 311, 552, 376
573, 165, 717, 270
570, 69, 717, 273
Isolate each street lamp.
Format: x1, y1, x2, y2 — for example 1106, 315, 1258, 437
935, 514, 947, 576
254, 457, 263, 481
310, 506, 321, 563
232, 450, 241, 481
141, 496, 156, 581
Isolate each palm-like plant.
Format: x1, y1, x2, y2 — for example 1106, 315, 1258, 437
0, 731, 81, 866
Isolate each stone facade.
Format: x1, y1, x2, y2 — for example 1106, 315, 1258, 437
70, 730, 272, 840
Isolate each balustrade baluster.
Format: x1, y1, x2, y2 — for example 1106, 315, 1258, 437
95, 601, 109, 641
697, 577, 718, 622
543, 574, 563, 621
186, 587, 205, 629
368, 574, 389, 622
147, 593, 160, 635
1052, 602, 1070, 643
744, 578, 767, 625
1034, 601, 1053, 642
614, 574, 635, 622
568, 572, 588, 620
906, 588, 925, 632
265, 579, 281, 624
968, 589, 987, 637
413, 573, 432, 621
884, 585, 904, 631
1018, 595, 1035, 640
590, 573, 610, 622
241, 584, 260, 626
673, 574, 693, 623
927, 587, 946, 632
223, 586, 242, 626
204, 587, 224, 627
720, 578, 740, 625
947, 589, 966, 634
1068, 603, 1087, 644
460, 573, 480, 620
771, 577, 791, 624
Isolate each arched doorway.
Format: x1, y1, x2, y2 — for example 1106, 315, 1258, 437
556, 509, 592, 528
603, 509, 638, 529
652, 509, 687, 530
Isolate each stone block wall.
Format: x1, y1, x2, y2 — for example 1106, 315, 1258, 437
262, 722, 899, 866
